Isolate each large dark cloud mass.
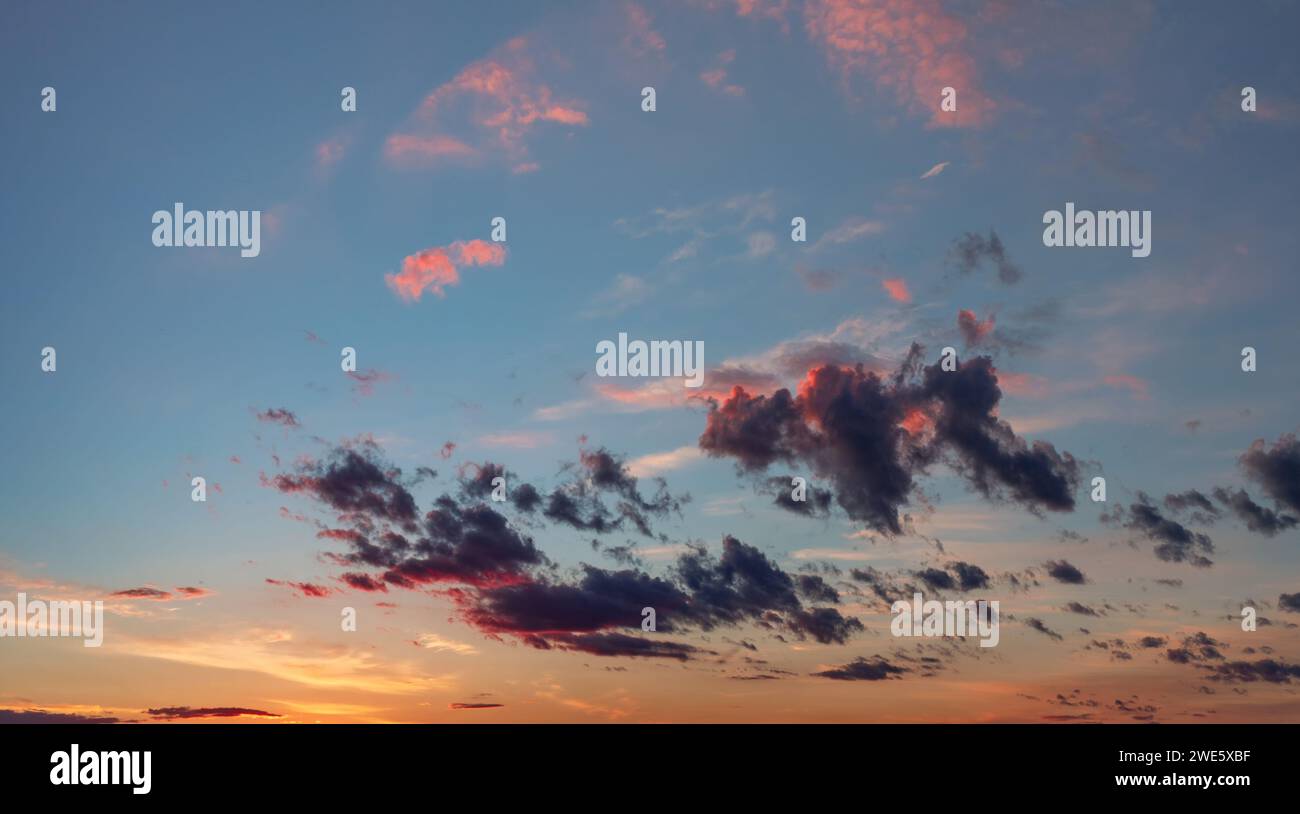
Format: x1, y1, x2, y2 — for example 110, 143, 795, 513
458, 535, 863, 652
274, 441, 858, 659
272, 440, 547, 589
266, 397, 1297, 673
461, 565, 692, 636
455, 535, 863, 654
699, 349, 1080, 534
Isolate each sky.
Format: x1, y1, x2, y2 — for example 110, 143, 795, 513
2, 0, 1300, 724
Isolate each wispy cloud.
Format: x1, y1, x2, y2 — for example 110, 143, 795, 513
803, 0, 995, 127
700, 49, 745, 96
626, 445, 704, 477
414, 633, 480, 656
813, 216, 886, 250
116, 628, 456, 695
582, 273, 651, 318
385, 36, 589, 173
615, 190, 777, 264
478, 431, 554, 449
920, 161, 949, 179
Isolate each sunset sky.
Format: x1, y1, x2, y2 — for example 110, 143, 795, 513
3, 0, 1300, 724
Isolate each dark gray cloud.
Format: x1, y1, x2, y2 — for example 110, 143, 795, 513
1212, 487, 1298, 536
813, 656, 909, 681
1063, 601, 1103, 617
1104, 492, 1214, 567
1240, 433, 1300, 515
146, 706, 280, 720
1163, 489, 1221, 525
1044, 560, 1087, 585
0, 709, 122, 724
949, 230, 1022, 284
1024, 618, 1063, 641
699, 350, 1079, 535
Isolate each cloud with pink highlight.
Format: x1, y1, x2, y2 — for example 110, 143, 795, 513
803, 0, 995, 127
385, 36, 589, 173
882, 277, 911, 303
385, 240, 507, 302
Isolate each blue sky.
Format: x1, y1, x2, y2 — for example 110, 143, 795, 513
2, 0, 1300, 722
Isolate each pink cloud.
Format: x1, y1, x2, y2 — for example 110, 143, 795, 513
109, 587, 173, 601
593, 364, 781, 412
1102, 374, 1151, 401
626, 445, 704, 477
881, 277, 911, 303
920, 161, 950, 179
1256, 96, 1300, 123
385, 239, 507, 302
265, 578, 335, 598
346, 368, 396, 397
279, 506, 309, 524
109, 585, 210, 602
701, 49, 745, 96
384, 134, 477, 162
957, 308, 996, 345
254, 407, 300, 428
995, 370, 1052, 399
803, 0, 994, 127
593, 380, 692, 411
315, 136, 347, 171
733, 0, 794, 29
624, 1, 667, 55
259, 205, 288, 240
387, 36, 589, 172
478, 431, 554, 449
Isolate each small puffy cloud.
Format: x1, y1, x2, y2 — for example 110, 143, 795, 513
386, 239, 507, 302
882, 277, 912, 303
